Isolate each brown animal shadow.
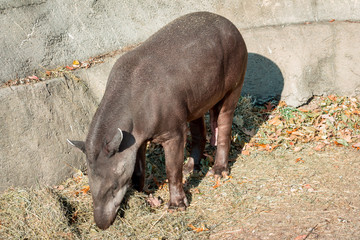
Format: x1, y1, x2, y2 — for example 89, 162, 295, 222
143, 53, 284, 206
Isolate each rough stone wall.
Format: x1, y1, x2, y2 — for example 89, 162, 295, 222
0, 78, 97, 192
1, 0, 359, 83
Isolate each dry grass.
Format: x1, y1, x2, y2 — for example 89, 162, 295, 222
1, 96, 359, 239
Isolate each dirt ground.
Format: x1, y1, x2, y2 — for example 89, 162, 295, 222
1, 96, 359, 239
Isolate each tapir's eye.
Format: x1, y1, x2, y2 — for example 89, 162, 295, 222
111, 182, 119, 197
113, 182, 119, 191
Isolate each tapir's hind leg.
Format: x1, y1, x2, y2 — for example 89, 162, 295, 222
209, 105, 220, 146
183, 117, 206, 174
207, 87, 242, 178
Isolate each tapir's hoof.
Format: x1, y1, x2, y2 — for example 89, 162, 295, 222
165, 197, 188, 212
206, 166, 229, 179
183, 157, 201, 175
183, 165, 201, 176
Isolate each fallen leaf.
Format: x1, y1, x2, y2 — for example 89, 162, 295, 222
335, 139, 349, 146
295, 158, 304, 163
293, 146, 302, 152
278, 101, 287, 107
303, 184, 315, 192
314, 142, 326, 151
268, 116, 282, 126
80, 185, 90, 194
72, 60, 80, 67
242, 128, 256, 137
66, 66, 74, 70
28, 75, 39, 80
262, 102, 276, 113
146, 194, 163, 207
287, 128, 299, 134
329, 19, 336, 23
192, 188, 200, 194
294, 234, 307, 240
233, 116, 244, 127
328, 94, 337, 101
188, 223, 209, 233
242, 150, 250, 156
213, 178, 221, 189
352, 142, 360, 150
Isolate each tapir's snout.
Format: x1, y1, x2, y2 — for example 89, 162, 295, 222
93, 204, 119, 230
92, 183, 128, 230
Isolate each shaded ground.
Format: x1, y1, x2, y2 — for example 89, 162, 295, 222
1, 96, 359, 239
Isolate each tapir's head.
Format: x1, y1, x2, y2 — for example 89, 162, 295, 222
67, 128, 136, 230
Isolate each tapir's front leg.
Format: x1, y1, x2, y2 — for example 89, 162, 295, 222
162, 128, 188, 210
132, 142, 146, 191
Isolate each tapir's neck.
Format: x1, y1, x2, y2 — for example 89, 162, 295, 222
86, 94, 134, 155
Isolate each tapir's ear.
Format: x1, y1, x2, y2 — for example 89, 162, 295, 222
105, 128, 123, 156
67, 139, 86, 153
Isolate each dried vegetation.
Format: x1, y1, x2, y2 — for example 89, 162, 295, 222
1, 95, 359, 239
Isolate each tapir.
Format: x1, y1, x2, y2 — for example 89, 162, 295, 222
68, 11, 247, 230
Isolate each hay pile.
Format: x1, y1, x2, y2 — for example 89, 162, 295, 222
1, 95, 359, 239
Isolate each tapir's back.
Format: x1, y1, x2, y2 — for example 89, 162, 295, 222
114, 12, 247, 123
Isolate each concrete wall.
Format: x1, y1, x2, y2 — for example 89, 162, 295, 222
1, 0, 359, 82
0, 0, 359, 190
0, 78, 97, 191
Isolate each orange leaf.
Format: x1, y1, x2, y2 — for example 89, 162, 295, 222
213, 179, 221, 189
295, 158, 304, 163
328, 94, 337, 100
334, 140, 344, 147
66, 66, 74, 70
294, 234, 307, 240
287, 128, 299, 134
81, 185, 90, 194
352, 142, 360, 150
188, 223, 209, 233
278, 101, 287, 107
159, 182, 167, 190
268, 144, 279, 152
268, 116, 282, 126
242, 150, 250, 156
329, 19, 335, 23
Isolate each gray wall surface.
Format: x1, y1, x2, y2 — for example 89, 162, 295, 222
0, 0, 359, 190
1, 0, 359, 83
